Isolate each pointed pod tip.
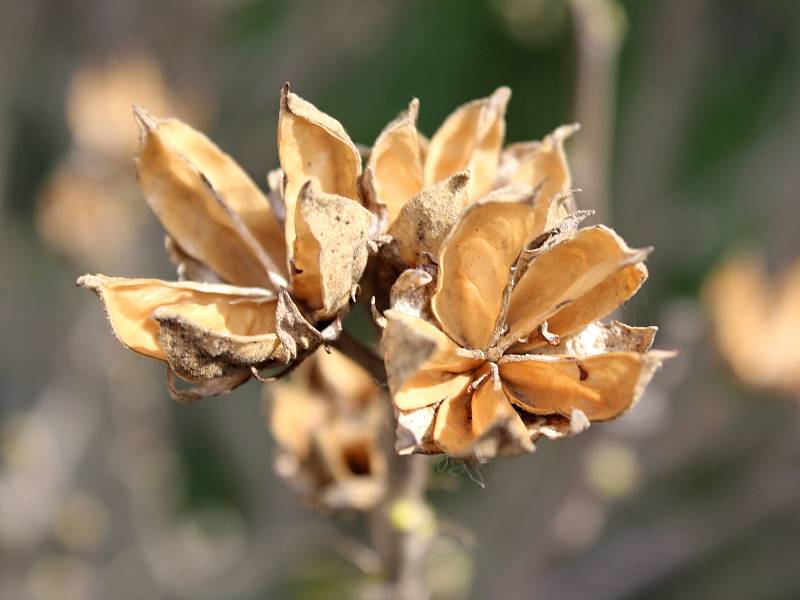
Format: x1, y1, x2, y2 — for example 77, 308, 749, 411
76, 273, 101, 290
493, 85, 512, 103
279, 82, 292, 110
131, 104, 158, 132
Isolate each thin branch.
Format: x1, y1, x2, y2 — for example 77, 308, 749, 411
332, 329, 387, 384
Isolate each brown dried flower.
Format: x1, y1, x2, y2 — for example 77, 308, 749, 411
77, 84, 575, 403
79, 89, 373, 401
268, 348, 387, 510
703, 251, 800, 395
382, 187, 669, 461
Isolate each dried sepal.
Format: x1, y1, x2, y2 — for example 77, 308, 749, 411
530, 321, 658, 358
387, 170, 470, 267
424, 87, 511, 199
134, 106, 286, 289
291, 182, 372, 319
357, 167, 390, 238
368, 98, 424, 222
512, 264, 649, 351
167, 367, 251, 404
396, 405, 438, 455
277, 84, 362, 255
275, 288, 324, 360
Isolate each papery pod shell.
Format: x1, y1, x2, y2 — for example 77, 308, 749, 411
368, 99, 424, 222
277, 85, 362, 258
134, 107, 286, 289
292, 183, 372, 319
430, 185, 554, 350
424, 87, 511, 199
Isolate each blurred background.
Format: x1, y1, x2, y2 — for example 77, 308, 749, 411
2, 0, 800, 598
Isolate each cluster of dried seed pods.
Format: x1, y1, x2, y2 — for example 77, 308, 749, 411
79, 83, 669, 496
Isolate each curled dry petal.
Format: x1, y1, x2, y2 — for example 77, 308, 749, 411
387, 170, 470, 267
274, 288, 324, 360
499, 351, 668, 421
425, 87, 511, 199
368, 99, 424, 222
431, 186, 553, 350
154, 304, 283, 380
277, 85, 362, 256
292, 182, 372, 319
266, 167, 286, 226
134, 107, 286, 289
502, 225, 650, 349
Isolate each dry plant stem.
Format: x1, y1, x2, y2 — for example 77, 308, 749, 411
333, 325, 431, 598
569, 0, 625, 223
332, 328, 387, 383
369, 453, 431, 600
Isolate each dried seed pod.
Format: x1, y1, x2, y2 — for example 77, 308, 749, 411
277, 84, 362, 256
80, 89, 380, 400
368, 99, 424, 222
134, 107, 287, 289
424, 87, 511, 200
267, 348, 387, 511
383, 190, 669, 461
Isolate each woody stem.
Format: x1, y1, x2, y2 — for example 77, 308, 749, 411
369, 452, 431, 600
332, 325, 432, 598
331, 329, 387, 384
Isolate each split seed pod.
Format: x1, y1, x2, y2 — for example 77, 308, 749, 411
365, 89, 579, 273
79, 92, 374, 401
268, 348, 387, 511
382, 186, 670, 461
